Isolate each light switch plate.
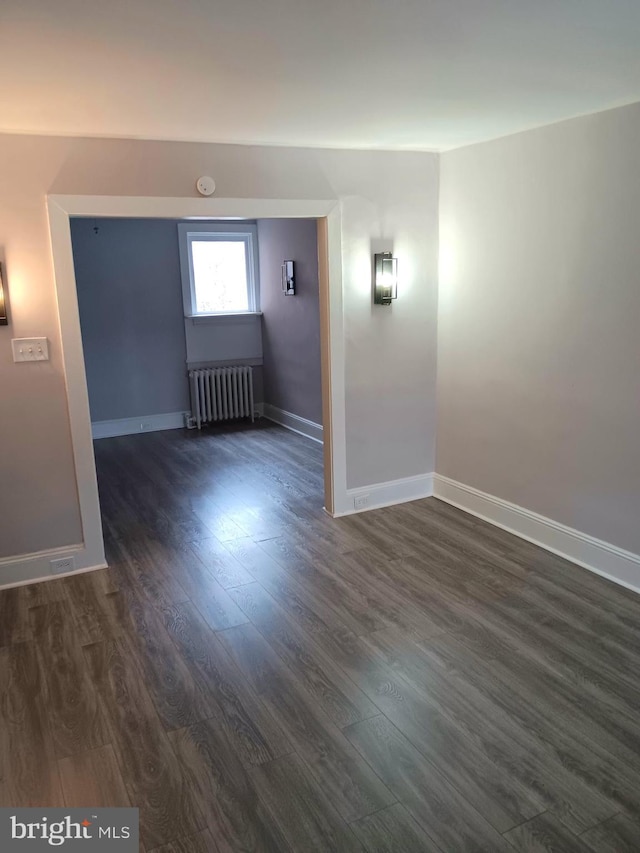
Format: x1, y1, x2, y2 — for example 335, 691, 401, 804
11, 337, 49, 362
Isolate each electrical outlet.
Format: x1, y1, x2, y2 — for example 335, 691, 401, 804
354, 494, 370, 510
50, 555, 75, 575
140, 422, 152, 431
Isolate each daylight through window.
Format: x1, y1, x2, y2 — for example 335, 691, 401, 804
191, 241, 248, 313
178, 223, 259, 316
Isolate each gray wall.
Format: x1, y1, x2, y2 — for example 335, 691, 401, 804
258, 218, 322, 424
71, 217, 189, 421
438, 102, 640, 555
72, 217, 265, 424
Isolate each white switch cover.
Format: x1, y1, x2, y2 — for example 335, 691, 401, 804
11, 337, 49, 362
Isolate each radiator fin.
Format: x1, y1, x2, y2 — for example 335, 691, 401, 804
189, 366, 255, 428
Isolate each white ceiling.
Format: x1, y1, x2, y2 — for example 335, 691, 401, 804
1, 0, 640, 151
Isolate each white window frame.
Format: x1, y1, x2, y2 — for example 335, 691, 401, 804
178, 222, 260, 317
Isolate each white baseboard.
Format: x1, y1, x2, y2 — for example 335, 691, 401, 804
92, 411, 189, 439
262, 404, 323, 444
332, 472, 434, 517
433, 474, 640, 595
0, 544, 107, 589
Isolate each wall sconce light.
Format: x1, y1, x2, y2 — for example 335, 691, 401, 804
281, 260, 295, 296
373, 252, 398, 306
0, 263, 8, 325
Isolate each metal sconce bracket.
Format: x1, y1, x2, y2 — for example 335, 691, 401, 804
0, 263, 8, 325
282, 260, 295, 295
374, 252, 398, 306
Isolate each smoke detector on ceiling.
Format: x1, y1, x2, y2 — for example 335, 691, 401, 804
196, 176, 216, 196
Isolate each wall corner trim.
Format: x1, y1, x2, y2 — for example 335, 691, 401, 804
262, 404, 323, 444
331, 472, 434, 517
433, 474, 640, 595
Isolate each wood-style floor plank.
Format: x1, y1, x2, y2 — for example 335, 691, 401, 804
258, 536, 384, 635
249, 752, 364, 852
228, 581, 378, 728
325, 547, 446, 638
218, 622, 396, 822
161, 600, 292, 767
344, 714, 515, 852
164, 544, 250, 632
0, 644, 65, 806
84, 638, 204, 849
191, 493, 255, 543
3, 423, 640, 853
223, 537, 354, 637
315, 625, 545, 833
423, 627, 640, 821
29, 601, 110, 758
0, 574, 68, 648
504, 812, 589, 852
363, 627, 617, 833
58, 744, 131, 807
350, 803, 440, 853
581, 814, 640, 853
190, 537, 256, 589
168, 718, 289, 852
0, 587, 32, 646
148, 828, 219, 853
63, 569, 123, 646
109, 536, 189, 610
111, 585, 214, 731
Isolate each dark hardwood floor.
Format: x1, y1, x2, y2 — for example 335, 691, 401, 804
2, 421, 640, 851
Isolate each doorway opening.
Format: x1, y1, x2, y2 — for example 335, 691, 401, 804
47, 195, 345, 580
69, 213, 328, 570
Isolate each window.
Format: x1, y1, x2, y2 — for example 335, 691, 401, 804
178, 223, 259, 316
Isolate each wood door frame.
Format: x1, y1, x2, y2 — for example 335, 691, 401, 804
47, 195, 347, 575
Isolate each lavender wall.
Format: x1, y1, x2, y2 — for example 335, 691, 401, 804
257, 218, 322, 425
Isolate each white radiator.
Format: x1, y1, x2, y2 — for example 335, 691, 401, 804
188, 366, 255, 429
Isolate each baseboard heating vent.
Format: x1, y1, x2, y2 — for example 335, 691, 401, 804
188, 366, 255, 429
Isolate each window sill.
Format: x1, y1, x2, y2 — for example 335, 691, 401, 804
186, 312, 263, 325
